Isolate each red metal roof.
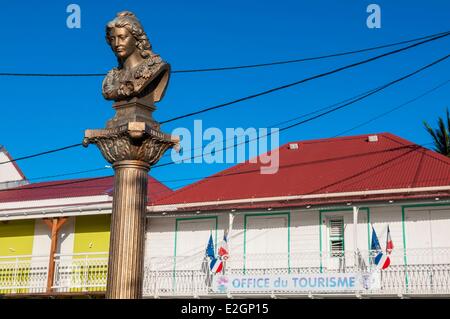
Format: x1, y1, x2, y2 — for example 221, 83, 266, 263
154, 133, 450, 208
0, 175, 172, 204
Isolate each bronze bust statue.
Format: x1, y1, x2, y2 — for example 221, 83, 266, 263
102, 11, 170, 104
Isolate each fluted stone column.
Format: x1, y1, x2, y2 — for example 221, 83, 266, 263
83, 121, 176, 298
106, 160, 149, 298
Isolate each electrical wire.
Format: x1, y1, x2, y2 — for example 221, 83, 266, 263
2, 54, 446, 191
333, 79, 450, 137
0, 30, 448, 76
160, 32, 450, 124
154, 54, 450, 168
2, 33, 448, 166
13, 71, 446, 186
0, 143, 83, 165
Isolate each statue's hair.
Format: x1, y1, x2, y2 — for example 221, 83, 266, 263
106, 11, 153, 65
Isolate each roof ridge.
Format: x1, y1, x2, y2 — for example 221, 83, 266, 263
295, 132, 385, 145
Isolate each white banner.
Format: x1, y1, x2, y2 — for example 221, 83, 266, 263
213, 272, 380, 293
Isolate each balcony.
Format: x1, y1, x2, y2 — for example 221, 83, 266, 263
1, 248, 450, 298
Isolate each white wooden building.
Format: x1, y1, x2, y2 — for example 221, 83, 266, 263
144, 133, 450, 298
1, 133, 450, 298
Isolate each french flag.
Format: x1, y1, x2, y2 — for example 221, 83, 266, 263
371, 226, 391, 270
209, 257, 223, 274
386, 226, 394, 254
218, 233, 229, 260
374, 251, 391, 270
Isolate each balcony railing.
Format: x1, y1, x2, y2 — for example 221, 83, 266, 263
1, 248, 450, 297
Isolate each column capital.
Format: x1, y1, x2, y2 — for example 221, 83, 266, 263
83, 121, 178, 165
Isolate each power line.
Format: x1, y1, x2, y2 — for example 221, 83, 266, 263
17, 73, 448, 185
26, 166, 111, 182
157, 143, 436, 186
277, 56, 449, 133
0, 143, 82, 165
2, 33, 448, 166
0, 41, 450, 176
0, 142, 435, 194
333, 79, 450, 137
3, 56, 445, 193
160, 85, 384, 159
142, 143, 436, 187
160, 32, 450, 124
153, 53, 450, 168
171, 30, 450, 73
0, 30, 448, 77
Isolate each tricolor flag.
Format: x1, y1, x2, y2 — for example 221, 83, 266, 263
218, 233, 229, 260
204, 233, 223, 274
371, 226, 390, 270
209, 257, 223, 274
386, 226, 394, 255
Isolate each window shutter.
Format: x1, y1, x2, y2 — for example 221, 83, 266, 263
329, 218, 344, 256
330, 219, 344, 238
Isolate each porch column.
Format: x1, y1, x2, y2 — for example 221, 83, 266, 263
43, 217, 67, 293
352, 206, 359, 268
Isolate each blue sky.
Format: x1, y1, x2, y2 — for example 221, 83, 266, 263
0, 0, 449, 190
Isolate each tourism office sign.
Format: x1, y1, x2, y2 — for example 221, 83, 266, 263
213, 272, 381, 293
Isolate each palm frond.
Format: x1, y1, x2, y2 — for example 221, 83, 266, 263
423, 111, 450, 157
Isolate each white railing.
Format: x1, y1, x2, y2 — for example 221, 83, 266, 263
1, 248, 450, 297
0, 255, 49, 294
144, 248, 450, 297
52, 252, 108, 293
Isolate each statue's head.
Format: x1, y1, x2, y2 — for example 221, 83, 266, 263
106, 11, 152, 66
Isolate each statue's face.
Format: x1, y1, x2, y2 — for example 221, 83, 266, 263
108, 27, 136, 60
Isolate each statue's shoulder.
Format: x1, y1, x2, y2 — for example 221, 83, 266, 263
102, 68, 121, 91
134, 55, 165, 80
105, 67, 120, 79
149, 53, 163, 64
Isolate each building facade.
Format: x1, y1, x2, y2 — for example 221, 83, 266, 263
1, 133, 450, 298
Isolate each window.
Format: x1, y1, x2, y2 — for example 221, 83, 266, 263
245, 215, 289, 269
328, 218, 344, 257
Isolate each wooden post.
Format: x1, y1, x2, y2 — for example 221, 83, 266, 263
43, 217, 67, 293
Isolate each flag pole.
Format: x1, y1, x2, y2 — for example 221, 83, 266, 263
222, 228, 228, 275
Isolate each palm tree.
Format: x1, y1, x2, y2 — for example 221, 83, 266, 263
423, 108, 450, 157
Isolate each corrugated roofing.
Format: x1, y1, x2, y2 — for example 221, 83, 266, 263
0, 176, 172, 204
154, 133, 450, 207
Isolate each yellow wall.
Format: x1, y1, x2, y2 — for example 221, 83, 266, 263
73, 214, 111, 253
0, 220, 35, 257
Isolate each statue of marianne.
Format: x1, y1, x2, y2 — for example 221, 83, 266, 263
102, 11, 170, 104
